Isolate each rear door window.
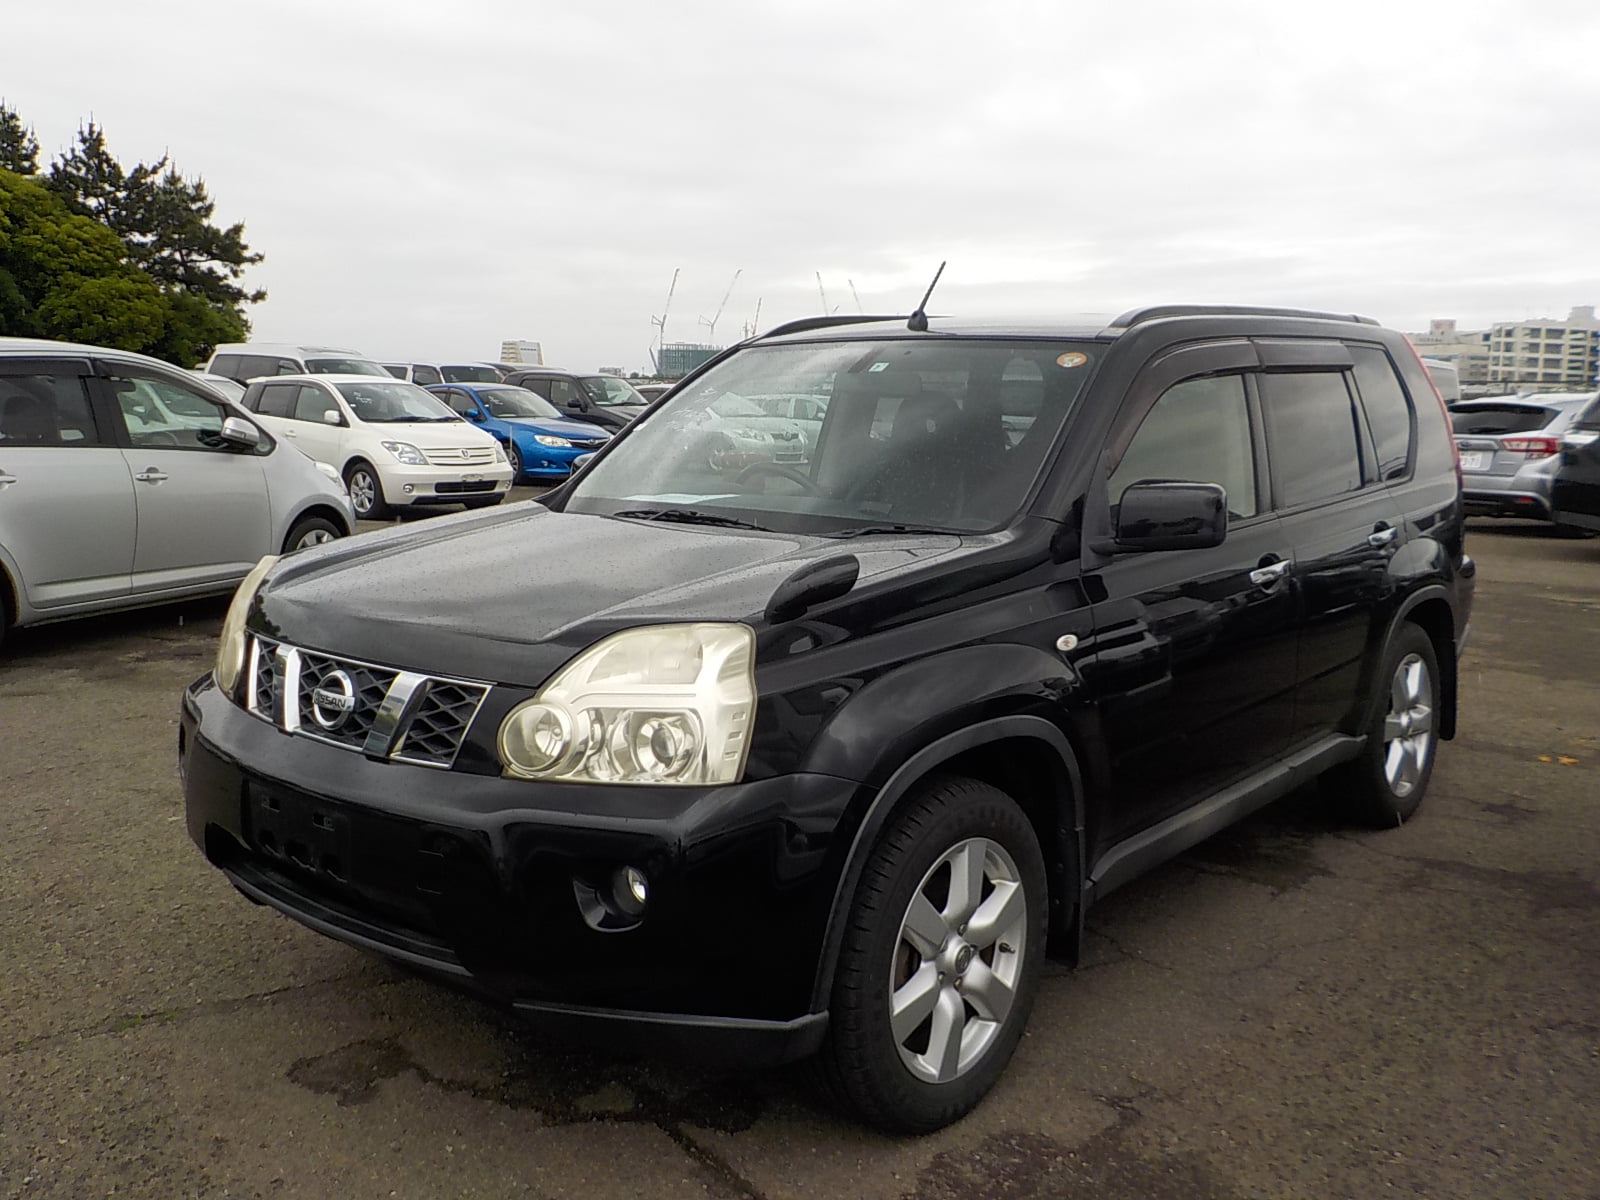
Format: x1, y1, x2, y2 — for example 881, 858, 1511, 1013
411, 365, 443, 387
254, 383, 298, 418
1259, 372, 1365, 508
0, 370, 104, 445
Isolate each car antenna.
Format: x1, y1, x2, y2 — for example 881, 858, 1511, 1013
906, 261, 946, 332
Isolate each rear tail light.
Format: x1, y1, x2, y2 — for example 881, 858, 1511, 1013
1500, 436, 1560, 457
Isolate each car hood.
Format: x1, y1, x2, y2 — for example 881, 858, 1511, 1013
253, 503, 966, 686
500, 415, 609, 439
355, 419, 499, 448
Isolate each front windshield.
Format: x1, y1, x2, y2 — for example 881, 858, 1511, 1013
478, 386, 561, 420
563, 339, 1097, 534
579, 375, 645, 406
337, 380, 463, 423
306, 357, 391, 377
441, 364, 502, 383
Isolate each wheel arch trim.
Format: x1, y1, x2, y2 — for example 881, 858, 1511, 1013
806, 715, 1086, 1012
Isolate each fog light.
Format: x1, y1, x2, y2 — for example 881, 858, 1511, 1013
403, 484, 416, 494
613, 866, 648, 917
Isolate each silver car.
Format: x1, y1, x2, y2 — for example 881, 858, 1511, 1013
1450, 392, 1598, 522
0, 338, 354, 653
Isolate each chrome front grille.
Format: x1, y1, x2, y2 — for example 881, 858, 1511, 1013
246, 637, 489, 769
423, 446, 496, 466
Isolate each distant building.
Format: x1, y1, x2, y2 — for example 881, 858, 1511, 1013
499, 339, 544, 365
597, 366, 624, 377
655, 342, 718, 380
1486, 306, 1599, 392
1410, 319, 1492, 388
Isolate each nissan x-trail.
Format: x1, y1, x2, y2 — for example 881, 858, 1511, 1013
181, 305, 1474, 1132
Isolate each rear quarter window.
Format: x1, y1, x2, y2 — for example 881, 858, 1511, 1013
1349, 346, 1415, 481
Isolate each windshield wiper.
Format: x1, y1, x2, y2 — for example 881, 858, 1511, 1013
613, 508, 771, 531
822, 523, 961, 538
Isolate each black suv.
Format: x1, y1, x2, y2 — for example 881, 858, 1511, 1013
501, 367, 648, 429
181, 306, 1474, 1132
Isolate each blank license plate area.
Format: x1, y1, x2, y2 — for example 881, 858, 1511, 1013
246, 782, 352, 882
1458, 451, 1489, 471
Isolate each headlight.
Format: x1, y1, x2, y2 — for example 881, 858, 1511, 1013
498, 623, 755, 786
380, 439, 428, 465
534, 434, 572, 448
491, 441, 508, 462
214, 555, 278, 696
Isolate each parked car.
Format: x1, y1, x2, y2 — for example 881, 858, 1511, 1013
1449, 392, 1597, 521
426, 382, 611, 481
502, 368, 648, 430
239, 375, 512, 519
0, 337, 352, 654
653, 390, 810, 474
1421, 358, 1461, 403
1551, 393, 1600, 534
182, 305, 1472, 1133
381, 362, 505, 387
632, 382, 674, 402
206, 343, 391, 385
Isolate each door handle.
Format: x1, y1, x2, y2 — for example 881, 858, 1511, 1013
282, 428, 297, 437
1367, 524, 1398, 548
0, 472, 17, 490
133, 468, 169, 484
1249, 559, 1292, 588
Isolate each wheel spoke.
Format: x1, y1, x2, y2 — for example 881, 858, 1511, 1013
1395, 742, 1420, 792
1383, 714, 1407, 742
1409, 704, 1434, 736
890, 962, 941, 1044
1390, 666, 1411, 713
945, 841, 987, 927
964, 879, 1024, 950
960, 959, 1015, 1023
901, 892, 950, 958
925, 986, 967, 1083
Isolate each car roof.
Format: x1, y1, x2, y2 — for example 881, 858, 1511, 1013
748, 306, 1384, 346
213, 342, 372, 356
0, 335, 183, 368
255, 373, 419, 385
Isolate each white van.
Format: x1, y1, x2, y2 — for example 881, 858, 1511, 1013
206, 343, 391, 385
382, 362, 504, 387
240, 374, 513, 519
1421, 358, 1462, 403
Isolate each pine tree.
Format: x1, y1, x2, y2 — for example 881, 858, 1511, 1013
0, 103, 40, 174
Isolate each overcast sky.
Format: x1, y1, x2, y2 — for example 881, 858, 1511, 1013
9, 0, 1600, 371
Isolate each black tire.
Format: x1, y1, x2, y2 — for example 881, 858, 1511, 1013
0, 573, 12, 658
507, 441, 523, 481
282, 515, 344, 554
817, 776, 1046, 1133
344, 461, 390, 520
1328, 623, 1441, 827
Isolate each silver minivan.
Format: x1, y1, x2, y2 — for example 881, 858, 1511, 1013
0, 338, 354, 653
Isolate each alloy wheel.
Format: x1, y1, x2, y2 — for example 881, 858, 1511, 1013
348, 470, 377, 517
1382, 652, 1434, 797
888, 837, 1027, 1084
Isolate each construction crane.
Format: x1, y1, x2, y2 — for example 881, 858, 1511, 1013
742, 297, 763, 339
699, 269, 742, 346
848, 278, 863, 313
649, 268, 679, 373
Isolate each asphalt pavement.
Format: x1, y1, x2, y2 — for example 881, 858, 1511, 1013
1, 513, 1595, 1199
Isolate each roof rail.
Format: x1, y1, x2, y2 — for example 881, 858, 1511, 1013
755, 314, 911, 339
1108, 304, 1380, 329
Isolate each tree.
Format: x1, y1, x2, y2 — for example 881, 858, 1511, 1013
0, 103, 39, 174
0, 168, 242, 355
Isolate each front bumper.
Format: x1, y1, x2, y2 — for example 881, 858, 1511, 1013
179, 676, 849, 1063
378, 462, 514, 507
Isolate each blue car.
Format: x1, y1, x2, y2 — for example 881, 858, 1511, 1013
428, 383, 612, 482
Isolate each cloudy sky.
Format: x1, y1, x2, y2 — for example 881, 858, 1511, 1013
9, 0, 1600, 371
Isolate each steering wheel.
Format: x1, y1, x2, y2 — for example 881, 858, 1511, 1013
735, 461, 820, 494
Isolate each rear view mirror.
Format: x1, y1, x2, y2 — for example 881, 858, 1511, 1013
322, 409, 342, 425
1112, 481, 1228, 551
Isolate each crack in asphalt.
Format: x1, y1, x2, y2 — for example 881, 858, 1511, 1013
284, 1035, 774, 1200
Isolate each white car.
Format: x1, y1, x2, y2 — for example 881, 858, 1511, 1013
0, 338, 354, 654
205, 342, 392, 384
239, 375, 513, 519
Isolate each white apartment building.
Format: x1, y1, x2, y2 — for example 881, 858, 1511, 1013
1487, 306, 1599, 391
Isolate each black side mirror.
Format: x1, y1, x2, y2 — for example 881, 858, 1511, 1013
1110, 481, 1228, 552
